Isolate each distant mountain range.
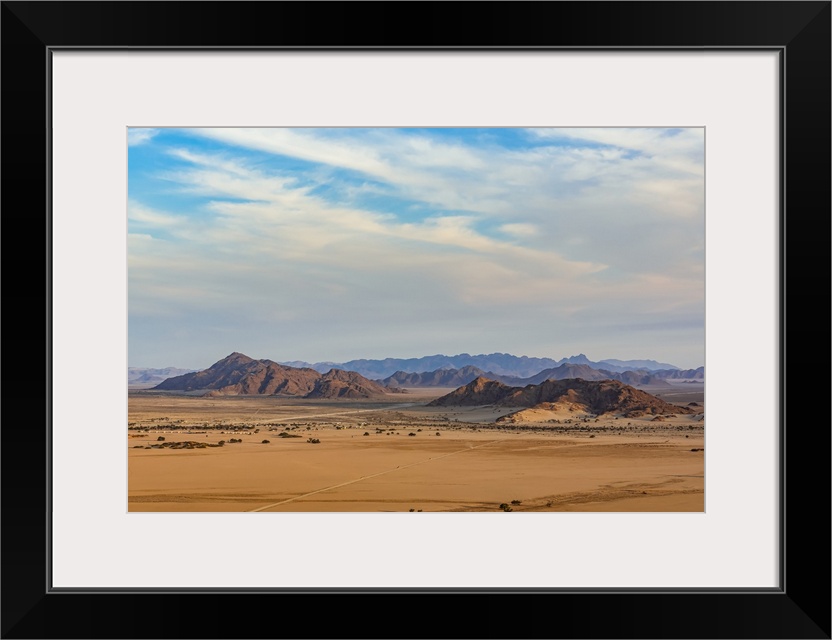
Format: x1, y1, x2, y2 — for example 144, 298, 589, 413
383, 363, 704, 389
134, 352, 702, 395
152, 353, 399, 399
128, 367, 197, 386
428, 376, 698, 418
280, 352, 683, 379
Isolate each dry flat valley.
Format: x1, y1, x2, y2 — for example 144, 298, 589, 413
128, 384, 704, 513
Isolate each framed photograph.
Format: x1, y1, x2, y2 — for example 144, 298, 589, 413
3, 2, 829, 638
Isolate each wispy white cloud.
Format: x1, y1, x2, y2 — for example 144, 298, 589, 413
146, 148, 603, 271
128, 201, 183, 228
128, 128, 159, 146
499, 223, 538, 238
128, 128, 705, 368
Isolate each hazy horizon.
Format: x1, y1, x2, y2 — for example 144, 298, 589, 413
129, 127, 704, 370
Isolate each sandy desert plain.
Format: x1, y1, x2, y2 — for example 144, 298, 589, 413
128, 383, 704, 513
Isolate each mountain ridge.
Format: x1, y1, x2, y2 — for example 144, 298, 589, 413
153, 353, 397, 399
280, 352, 686, 378
128, 367, 197, 386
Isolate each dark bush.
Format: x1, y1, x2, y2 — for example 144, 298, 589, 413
511, 500, 521, 505
262, 439, 270, 444
408, 432, 416, 437
157, 436, 165, 441
364, 432, 370, 436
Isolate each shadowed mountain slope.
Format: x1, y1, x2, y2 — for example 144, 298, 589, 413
382, 365, 490, 388
154, 353, 394, 398
427, 377, 516, 406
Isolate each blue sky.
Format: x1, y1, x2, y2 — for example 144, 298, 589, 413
128, 127, 705, 370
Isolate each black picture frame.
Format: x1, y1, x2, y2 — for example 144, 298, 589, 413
2, 2, 829, 638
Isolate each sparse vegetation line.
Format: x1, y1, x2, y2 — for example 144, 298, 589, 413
247, 439, 503, 512
262, 403, 418, 424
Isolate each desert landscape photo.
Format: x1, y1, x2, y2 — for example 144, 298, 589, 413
128, 127, 704, 512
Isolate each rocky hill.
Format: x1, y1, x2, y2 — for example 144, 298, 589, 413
306, 369, 390, 399
428, 377, 695, 417
382, 365, 490, 388
154, 353, 395, 399
427, 377, 516, 406
509, 363, 612, 385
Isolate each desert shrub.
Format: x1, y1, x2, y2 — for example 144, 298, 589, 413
261, 439, 270, 444
511, 500, 521, 505
218, 440, 225, 446
364, 432, 370, 436
157, 436, 165, 441
499, 503, 509, 510
307, 438, 320, 444
436, 432, 440, 436
408, 432, 416, 437
409, 508, 415, 512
